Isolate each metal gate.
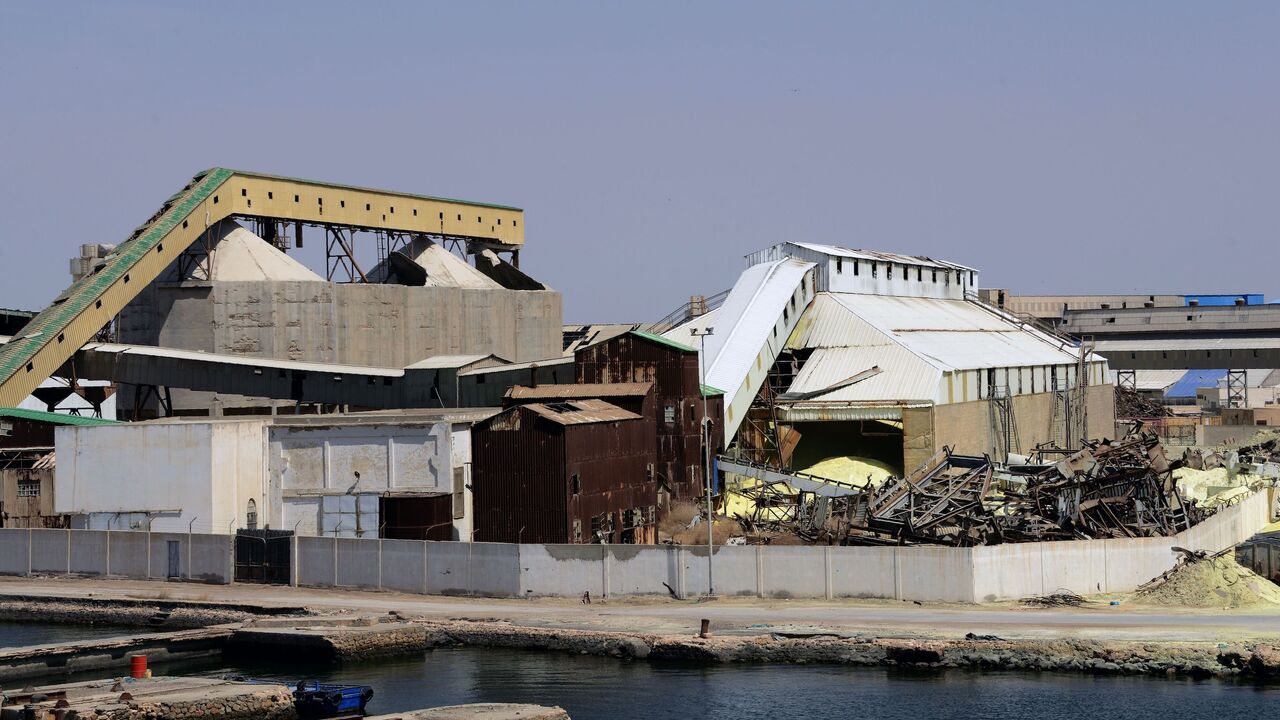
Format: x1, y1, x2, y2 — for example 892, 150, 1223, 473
234, 529, 292, 584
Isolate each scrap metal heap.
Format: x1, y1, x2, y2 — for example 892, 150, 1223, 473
731, 428, 1213, 546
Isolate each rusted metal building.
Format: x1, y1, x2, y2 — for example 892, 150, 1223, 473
472, 399, 657, 544
574, 331, 724, 502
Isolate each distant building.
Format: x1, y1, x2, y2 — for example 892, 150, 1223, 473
678, 243, 1114, 474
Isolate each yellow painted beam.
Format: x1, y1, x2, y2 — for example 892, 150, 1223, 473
0, 168, 524, 407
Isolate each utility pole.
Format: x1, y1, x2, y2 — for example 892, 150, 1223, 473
691, 326, 715, 596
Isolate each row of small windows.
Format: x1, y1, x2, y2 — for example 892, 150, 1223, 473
234, 188, 517, 227
833, 257, 975, 286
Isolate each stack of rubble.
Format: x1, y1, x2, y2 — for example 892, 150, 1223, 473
731, 428, 1213, 547
1114, 385, 1170, 418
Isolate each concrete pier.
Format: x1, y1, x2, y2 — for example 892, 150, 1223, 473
0, 676, 294, 720
0, 627, 234, 683
228, 615, 436, 662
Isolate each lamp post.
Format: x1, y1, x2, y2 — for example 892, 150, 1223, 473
691, 326, 715, 596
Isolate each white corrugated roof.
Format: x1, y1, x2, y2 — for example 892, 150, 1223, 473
789, 242, 978, 272
820, 294, 1084, 371
789, 293, 1085, 372
785, 346, 942, 403
704, 258, 814, 396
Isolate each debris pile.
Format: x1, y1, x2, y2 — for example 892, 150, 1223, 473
1137, 548, 1280, 608
1114, 386, 1170, 418
728, 428, 1217, 547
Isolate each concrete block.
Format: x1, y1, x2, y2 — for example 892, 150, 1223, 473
335, 538, 381, 588
896, 546, 974, 603
0, 529, 30, 574
189, 534, 232, 584
971, 543, 1044, 601
29, 529, 69, 574
1102, 537, 1174, 593
70, 531, 108, 575
760, 546, 827, 599
297, 536, 337, 587
518, 544, 606, 597
682, 545, 757, 597
605, 545, 676, 596
829, 546, 897, 599
380, 539, 425, 594
107, 532, 149, 578
1039, 539, 1108, 597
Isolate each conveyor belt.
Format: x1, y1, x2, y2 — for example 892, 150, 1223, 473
0, 168, 524, 406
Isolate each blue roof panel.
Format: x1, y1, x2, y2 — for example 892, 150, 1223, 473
1165, 369, 1227, 399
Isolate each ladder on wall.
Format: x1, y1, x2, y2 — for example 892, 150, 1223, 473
988, 385, 1020, 461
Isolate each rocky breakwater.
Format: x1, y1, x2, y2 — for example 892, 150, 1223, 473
423, 619, 1280, 680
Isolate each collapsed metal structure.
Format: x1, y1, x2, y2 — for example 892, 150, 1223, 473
730, 428, 1211, 546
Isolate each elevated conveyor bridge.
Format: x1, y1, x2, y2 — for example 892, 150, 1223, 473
0, 168, 524, 406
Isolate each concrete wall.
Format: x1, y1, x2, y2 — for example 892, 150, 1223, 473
56, 421, 270, 534
123, 280, 563, 415
0, 489, 1268, 601
287, 489, 1273, 601
270, 422, 452, 536
932, 384, 1116, 459
0, 528, 233, 583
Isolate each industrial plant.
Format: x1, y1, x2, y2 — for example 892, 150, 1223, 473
0, 168, 1276, 605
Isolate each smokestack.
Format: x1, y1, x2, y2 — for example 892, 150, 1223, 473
529, 363, 539, 389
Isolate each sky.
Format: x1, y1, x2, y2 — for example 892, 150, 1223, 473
0, 2, 1276, 323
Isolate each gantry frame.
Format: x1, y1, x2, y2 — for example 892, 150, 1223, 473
0, 168, 524, 406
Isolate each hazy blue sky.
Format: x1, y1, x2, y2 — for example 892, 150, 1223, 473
0, 2, 1276, 322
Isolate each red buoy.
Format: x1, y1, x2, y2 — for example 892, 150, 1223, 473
130, 654, 148, 679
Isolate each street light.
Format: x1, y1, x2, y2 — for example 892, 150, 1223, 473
691, 326, 715, 596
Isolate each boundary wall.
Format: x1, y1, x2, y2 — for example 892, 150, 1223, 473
0, 529, 233, 584
0, 491, 1270, 602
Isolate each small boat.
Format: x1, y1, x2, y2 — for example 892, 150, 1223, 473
227, 677, 374, 719
293, 680, 375, 719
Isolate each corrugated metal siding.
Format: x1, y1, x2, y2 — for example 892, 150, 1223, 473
471, 407, 569, 543
825, 294, 1084, 370
565, 414, 658, 543
575, 334, 718, 500
472, 402, 659, 544
785, 346, 942, 403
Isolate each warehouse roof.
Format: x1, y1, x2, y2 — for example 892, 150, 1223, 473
789, 242, 979, 272
1166, 370, 1227, 398
523, 399, 643, 425
791, 293, 1088, 372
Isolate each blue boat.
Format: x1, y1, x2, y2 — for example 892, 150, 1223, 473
228, 677, 374, 719
293, 680, 375, 719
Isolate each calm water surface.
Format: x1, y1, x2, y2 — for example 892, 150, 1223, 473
0, 621, 142, 648
204, 646, 1280, 720
5, 622, 1274, 719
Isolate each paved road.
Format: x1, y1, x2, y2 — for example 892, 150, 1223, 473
3, 576, 1279, 642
